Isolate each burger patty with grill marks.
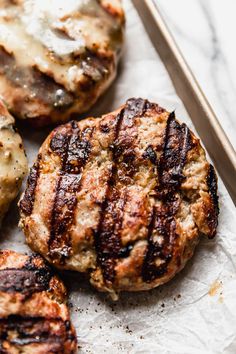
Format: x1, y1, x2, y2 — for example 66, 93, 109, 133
19, 98, 219, 299
0, 0, 124, 126
0, 250, 77, 353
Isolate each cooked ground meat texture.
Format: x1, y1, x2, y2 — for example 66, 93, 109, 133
19, 98, 219, 299
0, 99, 27, 225
0, 0, 124, 126
0, 249, 77, 353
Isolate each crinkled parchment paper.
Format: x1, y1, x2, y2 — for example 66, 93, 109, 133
0, 1, 236, 353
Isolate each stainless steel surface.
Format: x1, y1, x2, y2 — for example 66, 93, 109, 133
132, 0, 236, 205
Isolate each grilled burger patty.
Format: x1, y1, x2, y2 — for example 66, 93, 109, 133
0, 0, 124, 126
0, 249, 77, 353
19, 98, 219, 298
0, 99, 27, 225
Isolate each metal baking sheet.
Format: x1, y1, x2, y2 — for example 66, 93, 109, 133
132, 0, 236, 205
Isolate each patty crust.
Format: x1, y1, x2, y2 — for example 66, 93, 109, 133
19, 98, 219, 298
0, 0, 124, 126
0, 249, 77, 353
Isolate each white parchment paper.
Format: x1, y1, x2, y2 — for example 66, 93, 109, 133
0, 1, 236, 353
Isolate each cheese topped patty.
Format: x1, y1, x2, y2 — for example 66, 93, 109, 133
0, 0, 124, 126
0, 99, 27, 225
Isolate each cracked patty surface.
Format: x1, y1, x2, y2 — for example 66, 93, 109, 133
19, 98, 219, 297
0, 0, 124, 126
0, 249, 77, 353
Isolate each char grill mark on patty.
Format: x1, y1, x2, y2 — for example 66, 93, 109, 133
0, 315, 75, 349
48, 121, 93, 262
142, 199, 180, 282
142, 112, 193, 282
0, 46, 74, 111
80, 49, 112, 85
206, 164, 219, 238
95, 98, 148, 283
0, 254, 52, 296
19, 154, 42, 216
207, 165, 219, 210
0, 269, 51, 296
158, 112, 193, 196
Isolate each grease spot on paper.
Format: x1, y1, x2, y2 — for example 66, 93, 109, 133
208, 280, 222, 297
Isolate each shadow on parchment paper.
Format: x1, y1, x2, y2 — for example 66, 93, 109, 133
0, 194, 28, 252
16, 120, 52, 152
